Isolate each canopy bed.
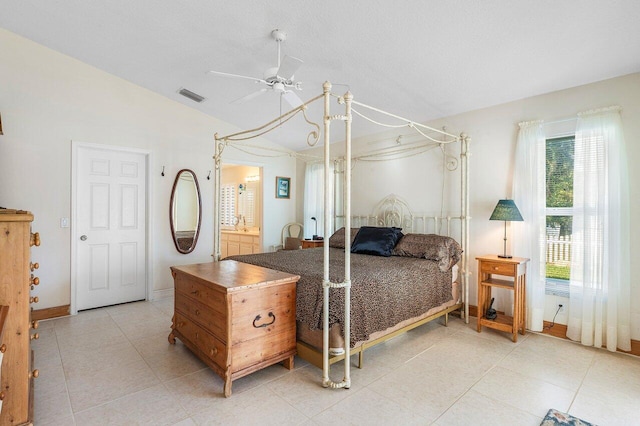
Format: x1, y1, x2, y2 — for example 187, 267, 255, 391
203, 82, 470, 391
226, 194, 465, 372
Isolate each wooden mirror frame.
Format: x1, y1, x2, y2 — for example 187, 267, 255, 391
169, 169, 202, 254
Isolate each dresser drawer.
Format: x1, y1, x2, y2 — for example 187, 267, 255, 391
231, 282, 295, 318
174, 274, 226, 315
174, 312, 227, 369
0, 342, 5, 412
481, 261, 516, 276
231, 328, 296, 372
175, 294, 227, 342
239, 235, 254, 244
231, 297, 295, 345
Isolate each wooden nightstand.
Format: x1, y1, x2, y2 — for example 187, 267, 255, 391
301, 239, 323, 249
476, 255, 529, 342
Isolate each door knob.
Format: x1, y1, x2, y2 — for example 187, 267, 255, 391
80, 235, 87, 241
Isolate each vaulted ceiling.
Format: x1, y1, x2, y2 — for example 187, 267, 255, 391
1, 1, 639, 150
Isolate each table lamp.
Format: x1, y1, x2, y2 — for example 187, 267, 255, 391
311, 216, 318, 240
489, 199, 523, 258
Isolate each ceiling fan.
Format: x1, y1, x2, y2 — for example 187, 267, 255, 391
208, 29, 304, 108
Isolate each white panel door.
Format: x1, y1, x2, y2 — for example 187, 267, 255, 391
76, 146, 147, 310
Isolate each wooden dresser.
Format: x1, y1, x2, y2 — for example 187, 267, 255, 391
169, 260, 299, 397
0, 210, 40, 425
0, 305, 9, 415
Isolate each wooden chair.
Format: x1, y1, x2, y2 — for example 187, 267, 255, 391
281, 222, 304, 250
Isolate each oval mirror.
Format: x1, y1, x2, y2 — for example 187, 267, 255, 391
170, 169, 202, 254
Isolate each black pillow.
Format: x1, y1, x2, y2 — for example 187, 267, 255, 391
350, 226, 404, 257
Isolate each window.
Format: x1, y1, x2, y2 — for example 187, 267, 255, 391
238, 182, 257, 227
220, 184, 236, 227
515, 109, 628, 340
545, 135, 574, 297
303, 162, 334, 239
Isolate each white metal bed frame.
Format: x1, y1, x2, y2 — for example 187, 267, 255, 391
213, 81, 470, 390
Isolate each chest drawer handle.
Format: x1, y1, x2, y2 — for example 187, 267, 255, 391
191, 290, 200, 296
253, 312, 276, 328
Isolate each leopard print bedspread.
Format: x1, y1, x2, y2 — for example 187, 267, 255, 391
226, 247, 453, 347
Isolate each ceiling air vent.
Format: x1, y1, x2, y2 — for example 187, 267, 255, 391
178, 88, 205, 103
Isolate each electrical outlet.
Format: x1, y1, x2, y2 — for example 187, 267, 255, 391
558, 303, 565, 313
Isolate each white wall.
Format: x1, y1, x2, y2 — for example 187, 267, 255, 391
0, 28, 297, 309
298, 72, 640, 339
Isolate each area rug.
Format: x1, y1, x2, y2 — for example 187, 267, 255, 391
540, 409, 596, 426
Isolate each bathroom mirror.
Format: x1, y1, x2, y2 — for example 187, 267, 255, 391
170, 169, 201, 254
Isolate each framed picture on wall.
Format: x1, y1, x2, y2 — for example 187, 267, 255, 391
275, 176, 290, 199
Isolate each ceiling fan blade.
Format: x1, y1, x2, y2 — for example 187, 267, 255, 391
282, 90, 303, 108
207, 70, 267, 84
277, 55, 303, 80
231, 88, 268, 104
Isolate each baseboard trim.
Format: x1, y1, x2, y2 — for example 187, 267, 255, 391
468, 305, 478, 318
31, 292, 173, 320
625, 339, 640, 356
469, 304, 639, 357
541, 320, 569, 339
32, 305, 70, 321
153, 288, 173, 300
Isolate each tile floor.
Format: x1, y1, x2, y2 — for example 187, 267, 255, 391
33, 298, 640, 425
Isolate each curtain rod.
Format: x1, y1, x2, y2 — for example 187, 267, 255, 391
543, 117, 577, 126
535, 105, 621, 127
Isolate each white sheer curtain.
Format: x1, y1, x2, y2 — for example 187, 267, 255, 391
304, 162, 334, 240
566, 107, 630, 352
512, 120, 547, 332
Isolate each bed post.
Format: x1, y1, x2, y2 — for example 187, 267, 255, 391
460, 133, 471, 323
342, 90, 353, 389
213, 134, 223, 261
321, 83, 352, 390
322, 82, 332, 388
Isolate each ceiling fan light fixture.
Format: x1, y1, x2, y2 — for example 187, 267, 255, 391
273, 82, 285, 92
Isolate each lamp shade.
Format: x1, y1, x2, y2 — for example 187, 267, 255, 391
489, 199, 523, 222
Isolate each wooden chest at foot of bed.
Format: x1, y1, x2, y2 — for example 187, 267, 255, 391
169, 260, 299, 397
